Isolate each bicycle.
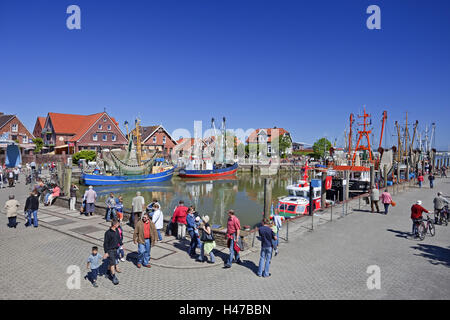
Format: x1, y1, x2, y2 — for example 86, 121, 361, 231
436, 205, 448, 226
413, 213, 435, 240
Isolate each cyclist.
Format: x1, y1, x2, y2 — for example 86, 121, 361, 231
433, 192, 449, 224
411, 200, 430, 237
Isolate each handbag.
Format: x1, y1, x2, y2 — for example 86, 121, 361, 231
201, 229, 215, 242
391, 201, 396, 207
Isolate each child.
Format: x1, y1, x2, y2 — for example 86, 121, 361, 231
115, 196, 124, 223
270, 220, 279, 256
86, 246, 103, 287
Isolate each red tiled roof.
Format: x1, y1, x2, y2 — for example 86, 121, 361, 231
38, 117, 46, 129
246, 128, 289, 143
47, 112, 121, 142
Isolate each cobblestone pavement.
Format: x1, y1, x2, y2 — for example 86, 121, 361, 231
0, 175, 449, 299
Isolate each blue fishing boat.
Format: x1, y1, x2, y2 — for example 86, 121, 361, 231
80, 118, 175, 186
81, 166, 175, 186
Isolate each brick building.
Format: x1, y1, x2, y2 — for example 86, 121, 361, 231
0, 112, 34, 144
246, 127, 293, 155
32, 117, 46, 140
131, 125, 177, 156
41, 112, 128, 154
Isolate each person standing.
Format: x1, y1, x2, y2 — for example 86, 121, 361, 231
370, 185, 380, 213
0, 168, 3, 189
24, 191, 40, 228
131, 191, 145, 228
197, 215, 216, 263
380, 189, 392, 215
433, 191, 450, 224
105, 192, 117, 222
103, 219, 121, 285
69, 184, 79, 211
13, 167, 19, 184
115, 196, 124, 223
151, 203, 164, 241
8, 169, 14, 187
4, 195, 20, 228
418, 173, 424, 188
428, 173, 435, 189
186, 207, 201, 257
133, 212, 158, 268
257, 218, 277, 277
83, 186, 97, 216
172, 200, 188, 240
225, 209, 242, 268
86, 246, 103, 287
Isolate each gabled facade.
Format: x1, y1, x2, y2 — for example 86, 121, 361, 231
32, 117, 46, 140
0, 112, 34, 144
246, 127, 293, 155
131, 125, 177, 156
42, 112, 127, 154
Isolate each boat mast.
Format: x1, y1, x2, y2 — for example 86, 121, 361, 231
379, 111, 387, 149
222, 117, 226, 164
351, 107, 373, 166
135, 118, 142, 166
395, 121, 402, 163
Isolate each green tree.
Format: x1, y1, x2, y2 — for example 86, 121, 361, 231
278, 134, 292, 156
32, 137, 44, 153
72, 150, 97, 164
312, 137, 332, 160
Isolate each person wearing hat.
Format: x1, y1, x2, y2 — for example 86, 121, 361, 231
410, 200, 430, 237
433, 192, 449, 224
83, 186, 97, 216
197, 215, 216, 263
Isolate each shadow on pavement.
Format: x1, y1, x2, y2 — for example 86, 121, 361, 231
411, 244, 450, 267
387, 228, 413, 239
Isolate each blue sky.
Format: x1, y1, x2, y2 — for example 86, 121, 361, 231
0, 0, 449, 149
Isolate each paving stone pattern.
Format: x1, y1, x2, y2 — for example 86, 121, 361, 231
0, 174, 449, 299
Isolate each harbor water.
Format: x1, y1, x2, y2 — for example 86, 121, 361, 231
77, 171, 302, 228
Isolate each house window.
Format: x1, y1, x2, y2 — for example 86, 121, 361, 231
107, 125, 111, 130
103, 118, 107, 122
98, 124, 102, 130
11, 124, 18, 132
153, 136, 156, 144
93, 134, 98, 141
163, 136, 166, 144
103, 134, 107, 141
22, 136, 28, 143
112, 134, 116, 142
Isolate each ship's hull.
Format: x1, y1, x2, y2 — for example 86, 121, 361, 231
81, 167, 175, 186
178, 162, 238, 178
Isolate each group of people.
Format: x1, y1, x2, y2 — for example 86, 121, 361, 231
410, 191, 449, 237
0, 166, 21, 188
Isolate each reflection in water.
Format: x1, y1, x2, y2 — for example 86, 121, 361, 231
78, 171, 302, 228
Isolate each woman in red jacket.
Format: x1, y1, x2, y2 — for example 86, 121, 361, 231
172, 200, 188, 240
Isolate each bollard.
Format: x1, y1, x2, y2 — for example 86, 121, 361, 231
286, 218, 289, 242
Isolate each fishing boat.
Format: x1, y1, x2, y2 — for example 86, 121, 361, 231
178, 117, 238, 179
277, 163, 322, 218
81, 118, 175, 186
